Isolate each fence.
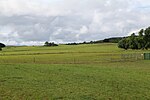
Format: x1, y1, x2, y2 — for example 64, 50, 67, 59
0, 53, 147, 64
110, 53, 144, 62
144, 53, 150, 60
121, 53, 144, 60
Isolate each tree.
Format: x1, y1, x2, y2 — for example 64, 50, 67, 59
144, 27, 150, 49
0, 43, 6, 48
137, 36, 145, 49
118, 38, 129, 50
118, 26, 150, 50
128, 33, 138, 49
44, 41, 58, 47
144, 27, 150, 37
44, 41, 49, 46
145, 42, 150, 50
0, 43, 6, 51
138, 29, 144, 37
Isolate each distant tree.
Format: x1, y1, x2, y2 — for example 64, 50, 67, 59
50, 42, 58, 46
90, 41, 94, 44
66, 43, 78, 45
83, 41, 87, 44
0, 43, 6, 48
103, 39, 109, 42
44, 41, 49, 46
0, 43, 6, 51
44, 41, 58, 47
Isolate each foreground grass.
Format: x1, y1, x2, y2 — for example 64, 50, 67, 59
0, 61, 150, 100
0, 43, 150, 99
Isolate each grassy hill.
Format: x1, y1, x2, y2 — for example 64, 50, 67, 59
0, 43, 150, 99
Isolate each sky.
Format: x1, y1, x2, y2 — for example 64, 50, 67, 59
0, 0, 150, 45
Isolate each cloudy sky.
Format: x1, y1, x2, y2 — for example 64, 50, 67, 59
0, 0, 150, 45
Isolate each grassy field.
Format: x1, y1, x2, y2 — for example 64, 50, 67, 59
0, 43, 150, 99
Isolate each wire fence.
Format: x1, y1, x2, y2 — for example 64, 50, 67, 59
110, 53, 144, 62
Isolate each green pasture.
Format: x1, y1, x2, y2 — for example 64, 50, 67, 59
0, 44, 148, 64
0, 43, 150, 99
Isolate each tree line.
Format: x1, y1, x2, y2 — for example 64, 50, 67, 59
118, 26, 150, 50
66, 37, 123, 45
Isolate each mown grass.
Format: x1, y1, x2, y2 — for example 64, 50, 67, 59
0, 43, 150, 99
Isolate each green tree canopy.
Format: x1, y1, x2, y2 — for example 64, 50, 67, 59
118, 26, 150, 50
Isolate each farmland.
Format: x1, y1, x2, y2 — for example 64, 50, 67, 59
0, 43, 150, 99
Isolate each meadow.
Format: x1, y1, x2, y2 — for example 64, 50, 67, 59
0, 43, 150, 100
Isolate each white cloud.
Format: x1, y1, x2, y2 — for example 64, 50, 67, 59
0, 0, 150, 45
79, 26, 88, 34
